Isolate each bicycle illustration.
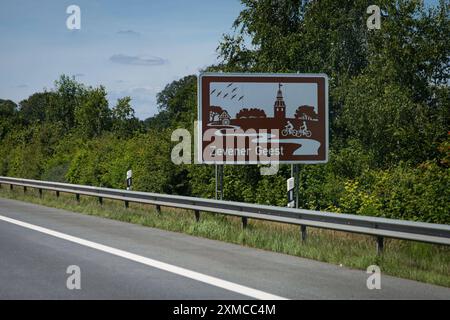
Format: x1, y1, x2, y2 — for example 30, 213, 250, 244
282, 121, 312, 137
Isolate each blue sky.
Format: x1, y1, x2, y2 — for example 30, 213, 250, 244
0, 0, 242, 119
0, 0, 442, 119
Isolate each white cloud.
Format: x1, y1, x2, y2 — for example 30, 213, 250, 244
117, 30, 140, 36
109, 54, 167, 66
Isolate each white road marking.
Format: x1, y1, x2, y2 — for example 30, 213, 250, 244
0, 214, 287, 300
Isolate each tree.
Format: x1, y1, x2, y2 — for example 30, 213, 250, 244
74, 86, 111, 138
236, 108, 266, 118
338, 75, 436, 165
46, 75, 86, 132
144, 111, 172, 130
364, 0, 449, 103
217, 0, 373, 139
156, 75, 197, 128
218, 0, 370, 78
0, 99, 17, 117
112, 96, 141, 138
0, 99, 18, 140
19, 92, 54, 124
294, 105, 317, 120
335, 0, 450, 165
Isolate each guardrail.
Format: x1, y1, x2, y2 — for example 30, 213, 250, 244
0, 176, 449, 253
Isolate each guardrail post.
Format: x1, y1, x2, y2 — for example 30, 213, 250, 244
23, 186, 27, 193
98, 197, 103, 205
125, 201, 129, 209
194, 210, 200, 222
376, 236, 384, 254
75, 194, 80, 203
242, 217, 248, 229
156, 205, 161, 214
56, 191, 60, 198
10, 184, 13, 190
300, 225, 307, 242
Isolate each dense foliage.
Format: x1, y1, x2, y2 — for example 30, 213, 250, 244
0, 0, 448, 223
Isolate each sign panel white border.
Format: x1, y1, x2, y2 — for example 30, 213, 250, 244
197, 72, 329, 164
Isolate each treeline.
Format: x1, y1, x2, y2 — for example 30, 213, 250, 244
0, 0, 449, 224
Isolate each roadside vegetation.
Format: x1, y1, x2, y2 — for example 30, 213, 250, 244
0, 1, 448, 285
0, 186, 448, 287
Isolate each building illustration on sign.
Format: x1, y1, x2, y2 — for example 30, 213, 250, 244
199, 73, 328, 164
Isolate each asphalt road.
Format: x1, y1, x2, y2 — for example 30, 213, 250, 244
0, 197, 448, 300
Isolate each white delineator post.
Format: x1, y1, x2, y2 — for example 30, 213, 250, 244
126, 170, 132, 191
287, 177, 295, 208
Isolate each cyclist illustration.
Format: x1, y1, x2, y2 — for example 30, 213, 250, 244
282, 120, 312, 137
282, 121, 294, 136
298, 121, 312, 137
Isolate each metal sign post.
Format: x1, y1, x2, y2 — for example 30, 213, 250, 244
215, 164, 224, 200
215, 164, 218, 200
294, 164, 299, 209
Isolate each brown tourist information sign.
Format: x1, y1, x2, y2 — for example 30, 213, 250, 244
198, 73, 328, 164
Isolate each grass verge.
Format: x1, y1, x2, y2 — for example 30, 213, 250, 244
0, 186, 449, 287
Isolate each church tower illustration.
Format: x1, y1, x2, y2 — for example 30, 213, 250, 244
274, 83, 286, 119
